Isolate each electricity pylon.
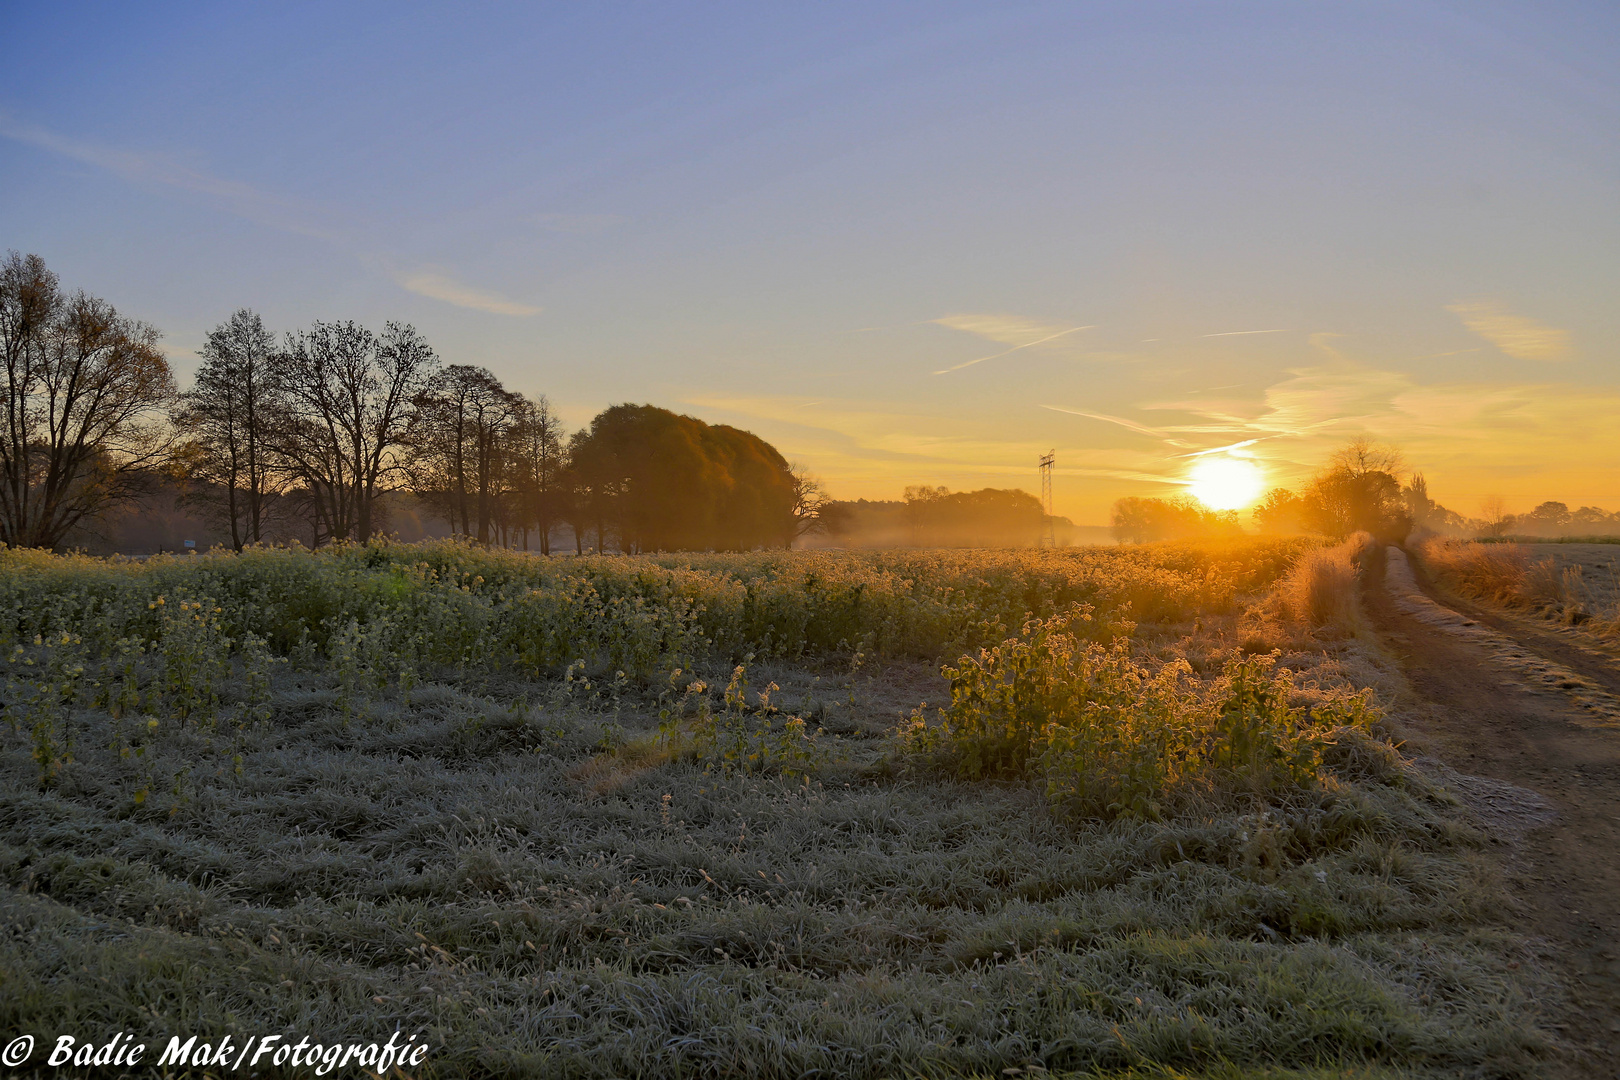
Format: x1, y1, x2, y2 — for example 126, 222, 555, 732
1039, 450, 1056, 548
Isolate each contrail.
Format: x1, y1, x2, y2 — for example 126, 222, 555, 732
1203, 329, 1291, 337
1172, 438, 1267, 458
933, 325, 1094, 375
1040, 406, 1192, 448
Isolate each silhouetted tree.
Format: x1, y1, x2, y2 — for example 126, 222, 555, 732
1252, 488, 1307, 534
1111, 495, 1239, 543
0, 252, 174, 549
1571, 505, 1620, 532
787, 464, 827, 547
1298, 439, 1409, 539
1476, 495, 1513, 538
507, 392, 566, 553
566, 404, 795, 552
270, 320, 437, 543
906, 486, 1045, 547
172, 309, 279, 550
408, 364, 518, 544
1519, 501, 1571, 534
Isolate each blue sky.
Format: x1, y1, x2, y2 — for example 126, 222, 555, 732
3, 1, 1617, 521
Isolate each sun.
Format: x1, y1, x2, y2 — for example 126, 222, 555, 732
1187, 455, 1264, 511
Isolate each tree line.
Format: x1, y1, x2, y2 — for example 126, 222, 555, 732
1113, 441, 1427, 543
1, 253, 809, 553
815, 487, 1062, 548
1113, 438, 1620, 544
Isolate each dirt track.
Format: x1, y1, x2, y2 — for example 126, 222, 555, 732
1369, 548, 1620, 1076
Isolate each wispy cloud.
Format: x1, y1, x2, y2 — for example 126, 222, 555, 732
1447, 301, 1571, 362
5, 112, 545, 319
0, 112, 333, 240
933, 314, 1073, 345
1172, 439, 1264, 459
1040, 406, 1192, 447
528, 212, 627, 234
931, 314, 1094, 375
682, 393, 1192, 500
395, 270, 542, 317
1147, 363, 1620, 503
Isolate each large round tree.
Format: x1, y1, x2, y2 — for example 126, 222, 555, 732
568, 404, 795, 552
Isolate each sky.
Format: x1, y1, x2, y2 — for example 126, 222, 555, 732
3, 1, 1617, 523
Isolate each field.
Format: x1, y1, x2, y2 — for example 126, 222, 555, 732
0, 539, 1554, 1077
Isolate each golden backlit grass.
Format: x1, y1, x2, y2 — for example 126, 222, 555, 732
1414, 535, 1614, 634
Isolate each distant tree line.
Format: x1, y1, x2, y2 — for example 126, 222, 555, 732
1115, 441, 1422, 543
1477, 500, 1620, 539
1114, 438, 1620, 544
1110, 496, 1242, 544
0, 253, 810, 553
818, 487, 1063, 548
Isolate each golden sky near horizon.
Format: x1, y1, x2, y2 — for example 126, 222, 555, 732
685, 302, 1618, 522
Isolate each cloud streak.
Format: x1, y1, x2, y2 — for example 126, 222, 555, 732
1040, 406, 1192, 446
4, 112, 543, 319
1447, 301, 1571, 362
931, 316, 1094, 375
395, 271, 542, 316
0, 112, 334, 240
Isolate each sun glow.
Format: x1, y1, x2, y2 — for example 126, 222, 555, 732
1187, 455, 1265, 511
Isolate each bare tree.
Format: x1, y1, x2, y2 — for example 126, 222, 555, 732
0, 252, 175, 549
507, 392, 566, 553
787, 463, 827, 548
173, 309, 279, 550
408, 365, 520, 545
270, 320, 437, 544
1328, 437, 1405, 479
1479, 494, 1513, 538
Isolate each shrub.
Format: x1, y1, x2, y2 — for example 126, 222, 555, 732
897, 610, 1375, 820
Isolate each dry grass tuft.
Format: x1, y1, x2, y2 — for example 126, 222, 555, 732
1273, 534, 1372, 636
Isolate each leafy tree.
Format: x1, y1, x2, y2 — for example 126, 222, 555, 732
906, 486, 1045, 547
566, 404, 795, 552
706, 422, 797, 550
1252, 488, 1307, 534
1571, 505, 1618, 530
1402, 473, 1435, 531
1519, 501, 1571, 534
1298, 439, 1409, 539
0, 252, 174, 549
172, 309, 279, 550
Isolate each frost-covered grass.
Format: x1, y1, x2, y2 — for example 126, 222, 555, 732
0, 540, 1554, 1077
